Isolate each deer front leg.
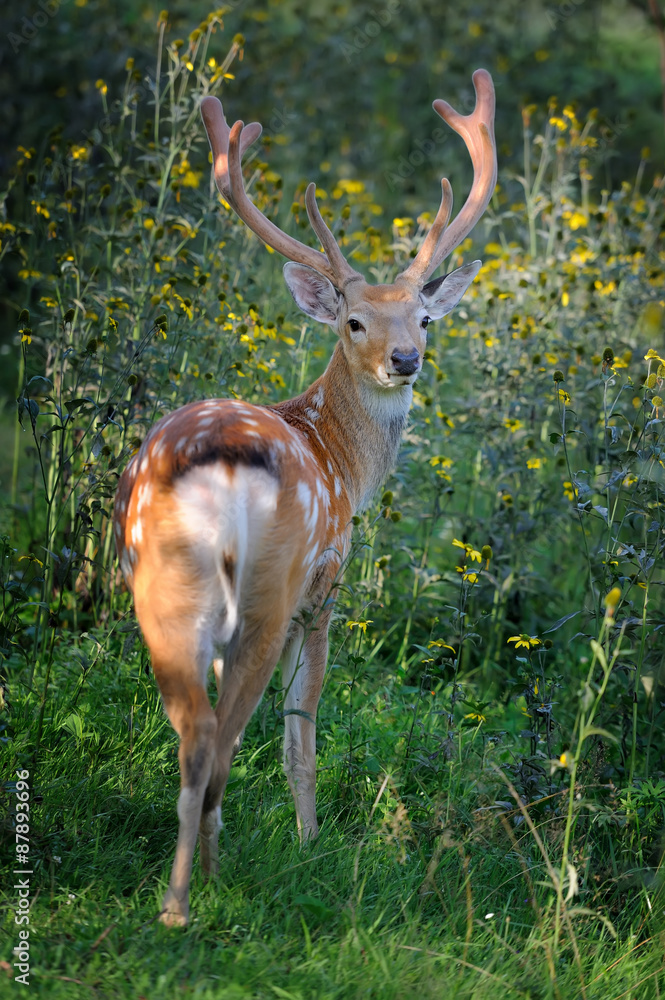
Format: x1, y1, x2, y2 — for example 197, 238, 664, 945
281, 610, 331, 841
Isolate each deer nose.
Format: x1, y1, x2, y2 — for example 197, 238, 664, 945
390, 348, 420, 376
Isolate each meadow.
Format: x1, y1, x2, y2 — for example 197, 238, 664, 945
1, 6, 664, 998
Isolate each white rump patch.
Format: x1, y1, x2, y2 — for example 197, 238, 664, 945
173, 464, 280, 672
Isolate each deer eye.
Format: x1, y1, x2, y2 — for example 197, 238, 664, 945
348, 318, 364, 333
421, 316, 431, 329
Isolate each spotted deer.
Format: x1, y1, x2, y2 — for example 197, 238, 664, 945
113, 69, 496, 926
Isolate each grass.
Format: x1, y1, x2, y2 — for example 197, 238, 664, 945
3, 641, 663, 999
1, 8, 664, 999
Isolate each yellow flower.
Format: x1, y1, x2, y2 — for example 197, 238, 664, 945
526, 457, 543, 470
604, 587, 621, 613
508, 634, 541, 650
428, 640, 456, 653
346, 619, 373, 634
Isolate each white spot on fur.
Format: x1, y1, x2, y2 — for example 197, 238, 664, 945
297, 482, 312, 513
175, 436, 188, 453
137, 483, 153, 513
305, 407, 320, 423
140, 456, 149, 475
312, 385, 324, 409
334, 477, 342, 498
130, 518, 143, 545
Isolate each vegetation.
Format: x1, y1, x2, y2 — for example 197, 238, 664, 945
1, 6, 664, 998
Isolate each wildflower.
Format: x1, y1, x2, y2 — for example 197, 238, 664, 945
604, 587, 621, 615
346, 619, 373, 634
464, 710, 486, 722
428, 640, 456, 654
452, 539, 482, 563
526, 458, 543, 470
508, 634, 541, 650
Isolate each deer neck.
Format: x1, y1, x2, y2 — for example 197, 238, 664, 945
274, 342, 411, 513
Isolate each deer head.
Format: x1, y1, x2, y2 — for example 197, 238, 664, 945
200, 68, 497, 398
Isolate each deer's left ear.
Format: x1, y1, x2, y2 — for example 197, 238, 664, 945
420, 261, 482, 320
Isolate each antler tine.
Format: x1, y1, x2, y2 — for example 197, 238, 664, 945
200, 96, 262, 207
400, 69, 497, 285
395, 179, 453, 287
201, 96, 359, 288
305, 183, 361, 286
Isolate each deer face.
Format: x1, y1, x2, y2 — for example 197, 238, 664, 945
283, 260, 482, 391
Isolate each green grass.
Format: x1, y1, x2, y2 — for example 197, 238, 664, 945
2, 642, 663, 999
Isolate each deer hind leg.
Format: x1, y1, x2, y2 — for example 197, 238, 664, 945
147, 650, 217, 928
199, 657, 244, 878
198, 615, 290, 873
282, 610, 331, 841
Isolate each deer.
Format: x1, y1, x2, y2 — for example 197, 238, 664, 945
113, 69, 496, 926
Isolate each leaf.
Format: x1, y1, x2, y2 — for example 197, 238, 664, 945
61, 712, 84, 740
590, 639, 607, 670
17, 396, 39, 429
581, 725, 617, 742
543, 610, 582, 633
26, 375, 53, 396
65, 397, 96, 414
565, 862, 579, 901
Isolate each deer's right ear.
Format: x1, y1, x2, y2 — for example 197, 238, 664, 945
283, 263, 340, 325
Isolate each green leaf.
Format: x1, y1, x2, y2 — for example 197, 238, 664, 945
590, 639, 607, 670
65, 397, 96, 414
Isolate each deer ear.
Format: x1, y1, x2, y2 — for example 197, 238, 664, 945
420, 261, 482, 319
283, 263, 340, 325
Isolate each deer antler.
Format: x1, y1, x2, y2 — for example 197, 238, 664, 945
200, 96, 360, 288
399, 69, 497, 285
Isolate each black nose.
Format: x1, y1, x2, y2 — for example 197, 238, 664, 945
390, 348, 420, 376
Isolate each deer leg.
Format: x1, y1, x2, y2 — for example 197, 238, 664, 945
198, 619, 289, 875
199, 654, 244, 878
282, 610, 331, 841
150, 661, 217, 928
